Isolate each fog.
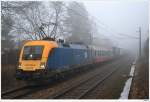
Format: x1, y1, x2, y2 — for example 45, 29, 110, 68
83, 0, 149, 56
2, 1, 148, 57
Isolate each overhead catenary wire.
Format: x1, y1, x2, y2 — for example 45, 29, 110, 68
90, 15, 139, 39
74, 2, 139, 39
63, 3, 139, 40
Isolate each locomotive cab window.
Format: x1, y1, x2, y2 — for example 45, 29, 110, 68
22, 46, 44, 60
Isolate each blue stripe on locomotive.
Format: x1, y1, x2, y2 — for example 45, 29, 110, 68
47, 48, 89, 70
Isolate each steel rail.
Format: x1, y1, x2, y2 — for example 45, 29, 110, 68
51, 68, 118, 99
49, 58, 125, 99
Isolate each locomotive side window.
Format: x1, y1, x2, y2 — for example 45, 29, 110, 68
22, 46, 44, 60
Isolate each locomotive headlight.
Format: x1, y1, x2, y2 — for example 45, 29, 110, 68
18, 62, 21, 69
40, 62, 45, 69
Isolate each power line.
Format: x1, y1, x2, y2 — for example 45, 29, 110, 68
91, 15, 139, 39
92, 20, 139, 40
63, 3, 139, 42
72, 3, 139, 39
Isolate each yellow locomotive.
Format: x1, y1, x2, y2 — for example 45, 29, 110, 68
16, 40, 115, 80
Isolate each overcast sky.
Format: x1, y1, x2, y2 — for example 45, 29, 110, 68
82, 0, 148, 55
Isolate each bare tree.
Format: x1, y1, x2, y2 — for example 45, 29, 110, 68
64, 2, 92, 45
1, 13, 15, 52
1, 1, 66, 40
2, 1, 94, 43
42, 1, 66, 40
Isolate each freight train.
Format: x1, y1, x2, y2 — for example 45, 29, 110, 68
16, 39, 120, 81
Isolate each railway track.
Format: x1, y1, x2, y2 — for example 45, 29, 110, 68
49, 68, 118, 99
1, 61, 116, 99
82, 59, 133, 99
2, 56, 132, 99
49, 59, 128, 99
49, 57, 129, 99
21, 58, 123, 99
1, 85, 39, 99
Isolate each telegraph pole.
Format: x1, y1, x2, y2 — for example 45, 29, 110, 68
139, 27, 142, 58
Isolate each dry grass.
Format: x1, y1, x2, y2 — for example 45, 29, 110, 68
129, 57, 149, 99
